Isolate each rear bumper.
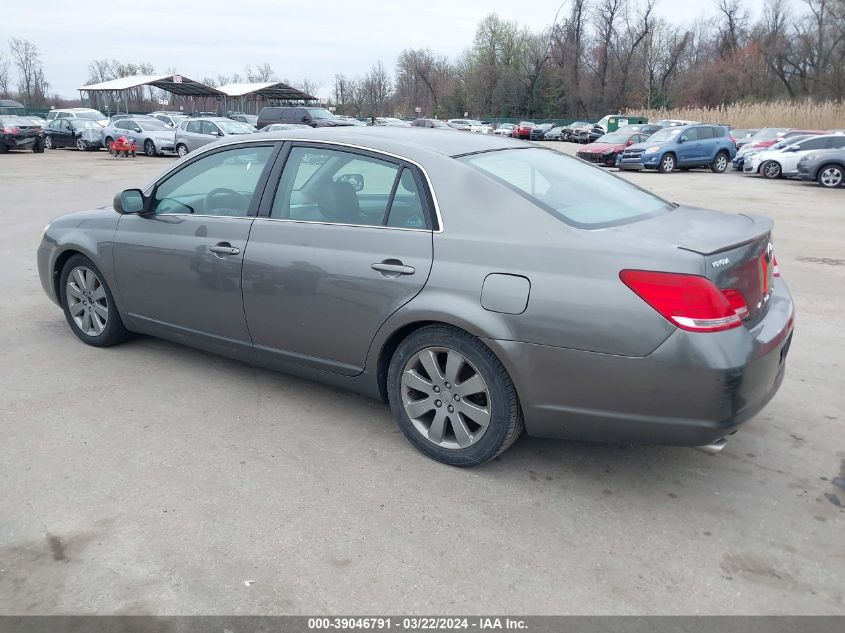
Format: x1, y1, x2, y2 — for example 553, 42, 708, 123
485, 278, 794, 446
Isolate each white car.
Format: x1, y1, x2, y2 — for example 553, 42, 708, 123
744, 134, 845, 179
448, 119, 489, 134
46, 108, 108, 127
493, 123, 515, 136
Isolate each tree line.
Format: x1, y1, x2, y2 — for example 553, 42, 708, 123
338, 0, 845, 119
3, 0, 843, 119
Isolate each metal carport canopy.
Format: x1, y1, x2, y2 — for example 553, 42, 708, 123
79, 74, 224, 97
217, 82, 317, 101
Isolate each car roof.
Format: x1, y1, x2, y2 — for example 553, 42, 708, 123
201, 126, 527, 160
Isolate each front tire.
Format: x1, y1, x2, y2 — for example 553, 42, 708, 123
710, 151, 729, 173
176, 144, 188, 157
761, 160, 782, 179
32, 139, 44, 153
76, 138, 88, 151
59, 255, 129, 347
387, 325, 523, 466
658, 153, 676, 173
144, 139, 157, 157
817, 164, 843, 188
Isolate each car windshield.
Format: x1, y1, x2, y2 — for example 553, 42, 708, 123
138, 119, 170, 131
753, 128, 789, 140
306, 108, 334, 120
596, 133, 630, 144
462, 148, 672, 229
648, 127, 684, 142
469, 120, 483, 125
773, 135, 811, 149
75, 110, 106, 120
217, 120, 255, 134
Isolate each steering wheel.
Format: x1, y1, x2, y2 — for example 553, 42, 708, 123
204, 188, 248, 216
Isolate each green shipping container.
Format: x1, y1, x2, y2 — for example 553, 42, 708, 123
606, 115, 648, 132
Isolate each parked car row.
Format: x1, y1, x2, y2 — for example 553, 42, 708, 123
738, 130, 845, 187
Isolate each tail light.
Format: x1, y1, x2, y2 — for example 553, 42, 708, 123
3, 126, 20, 134
620, 270, 743, 333
773, 255, 780, 277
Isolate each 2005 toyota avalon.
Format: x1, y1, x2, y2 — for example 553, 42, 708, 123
37, 128, 794, 466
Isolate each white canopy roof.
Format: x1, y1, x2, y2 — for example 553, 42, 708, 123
217, 82, 316, 101
79, 74, 223, 97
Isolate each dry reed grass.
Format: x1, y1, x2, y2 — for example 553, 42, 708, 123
630, 100, 845, 129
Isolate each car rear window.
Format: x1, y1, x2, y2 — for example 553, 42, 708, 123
460, 148, 672, 229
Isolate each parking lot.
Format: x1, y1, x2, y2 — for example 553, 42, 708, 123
1, 143, 843, 615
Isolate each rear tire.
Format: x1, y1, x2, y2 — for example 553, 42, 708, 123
44, 135, 54, 150
658, 153, 676, 173
59, 254, 129, 347
761, 160, 782, 179
710, 151, 729, 173
387, 325, 523, 467
32, 139, 44, 153
817, 164, 844, 188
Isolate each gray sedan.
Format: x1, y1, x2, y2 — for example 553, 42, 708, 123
174, 117, 256, 156
37, 129, 794, 466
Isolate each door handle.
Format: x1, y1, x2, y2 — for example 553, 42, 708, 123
371, 260, 415, 276
209, 243, 240, 256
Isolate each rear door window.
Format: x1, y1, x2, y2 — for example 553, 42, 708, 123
462, 148, 671, 229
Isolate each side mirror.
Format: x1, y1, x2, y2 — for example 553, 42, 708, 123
626, 139, 634, 146
114, 189, 146, 214
677, 136, 686, 143
785, 144, 799, 152
337, 173, 364, 192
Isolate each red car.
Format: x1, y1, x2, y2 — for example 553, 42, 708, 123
576, 131, 650, 166
512, 121, 535, 140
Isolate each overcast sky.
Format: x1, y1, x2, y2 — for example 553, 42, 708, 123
4, 0, 771, 100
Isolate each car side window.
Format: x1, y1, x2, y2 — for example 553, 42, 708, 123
697, 127, 714, 140
199, 121, 216, 135
272, 147, 400, 226
185, 120, 201, 133
800, 137, 827, 150
149, 146, 274, 217
386, 168, 428, 229
683, 128, 699, 141
828, 136, 845, 149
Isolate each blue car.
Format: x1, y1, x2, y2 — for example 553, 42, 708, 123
619, 124, 736, 173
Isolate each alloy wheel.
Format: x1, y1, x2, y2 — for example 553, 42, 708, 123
400, 347, 491, 450
144, 140, 156, 157
65, 266, 108, 336
819, 166, 843, 188
764, 161, 781, 178
45, 136, 53, 149
661, 155, 674, 172
715, 154, 728, 172
177, 145, 188, 157
76, 138, 86, 151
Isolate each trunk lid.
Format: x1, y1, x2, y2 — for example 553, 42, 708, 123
609, 205, 775, 323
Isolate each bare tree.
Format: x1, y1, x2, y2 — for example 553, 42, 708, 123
0, 53, 10, 97
10, 38, 48, 106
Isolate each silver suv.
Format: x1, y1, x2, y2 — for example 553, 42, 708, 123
174, 117, 256, 156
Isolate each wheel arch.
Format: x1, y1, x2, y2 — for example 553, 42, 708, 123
372, 313, 516, 403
